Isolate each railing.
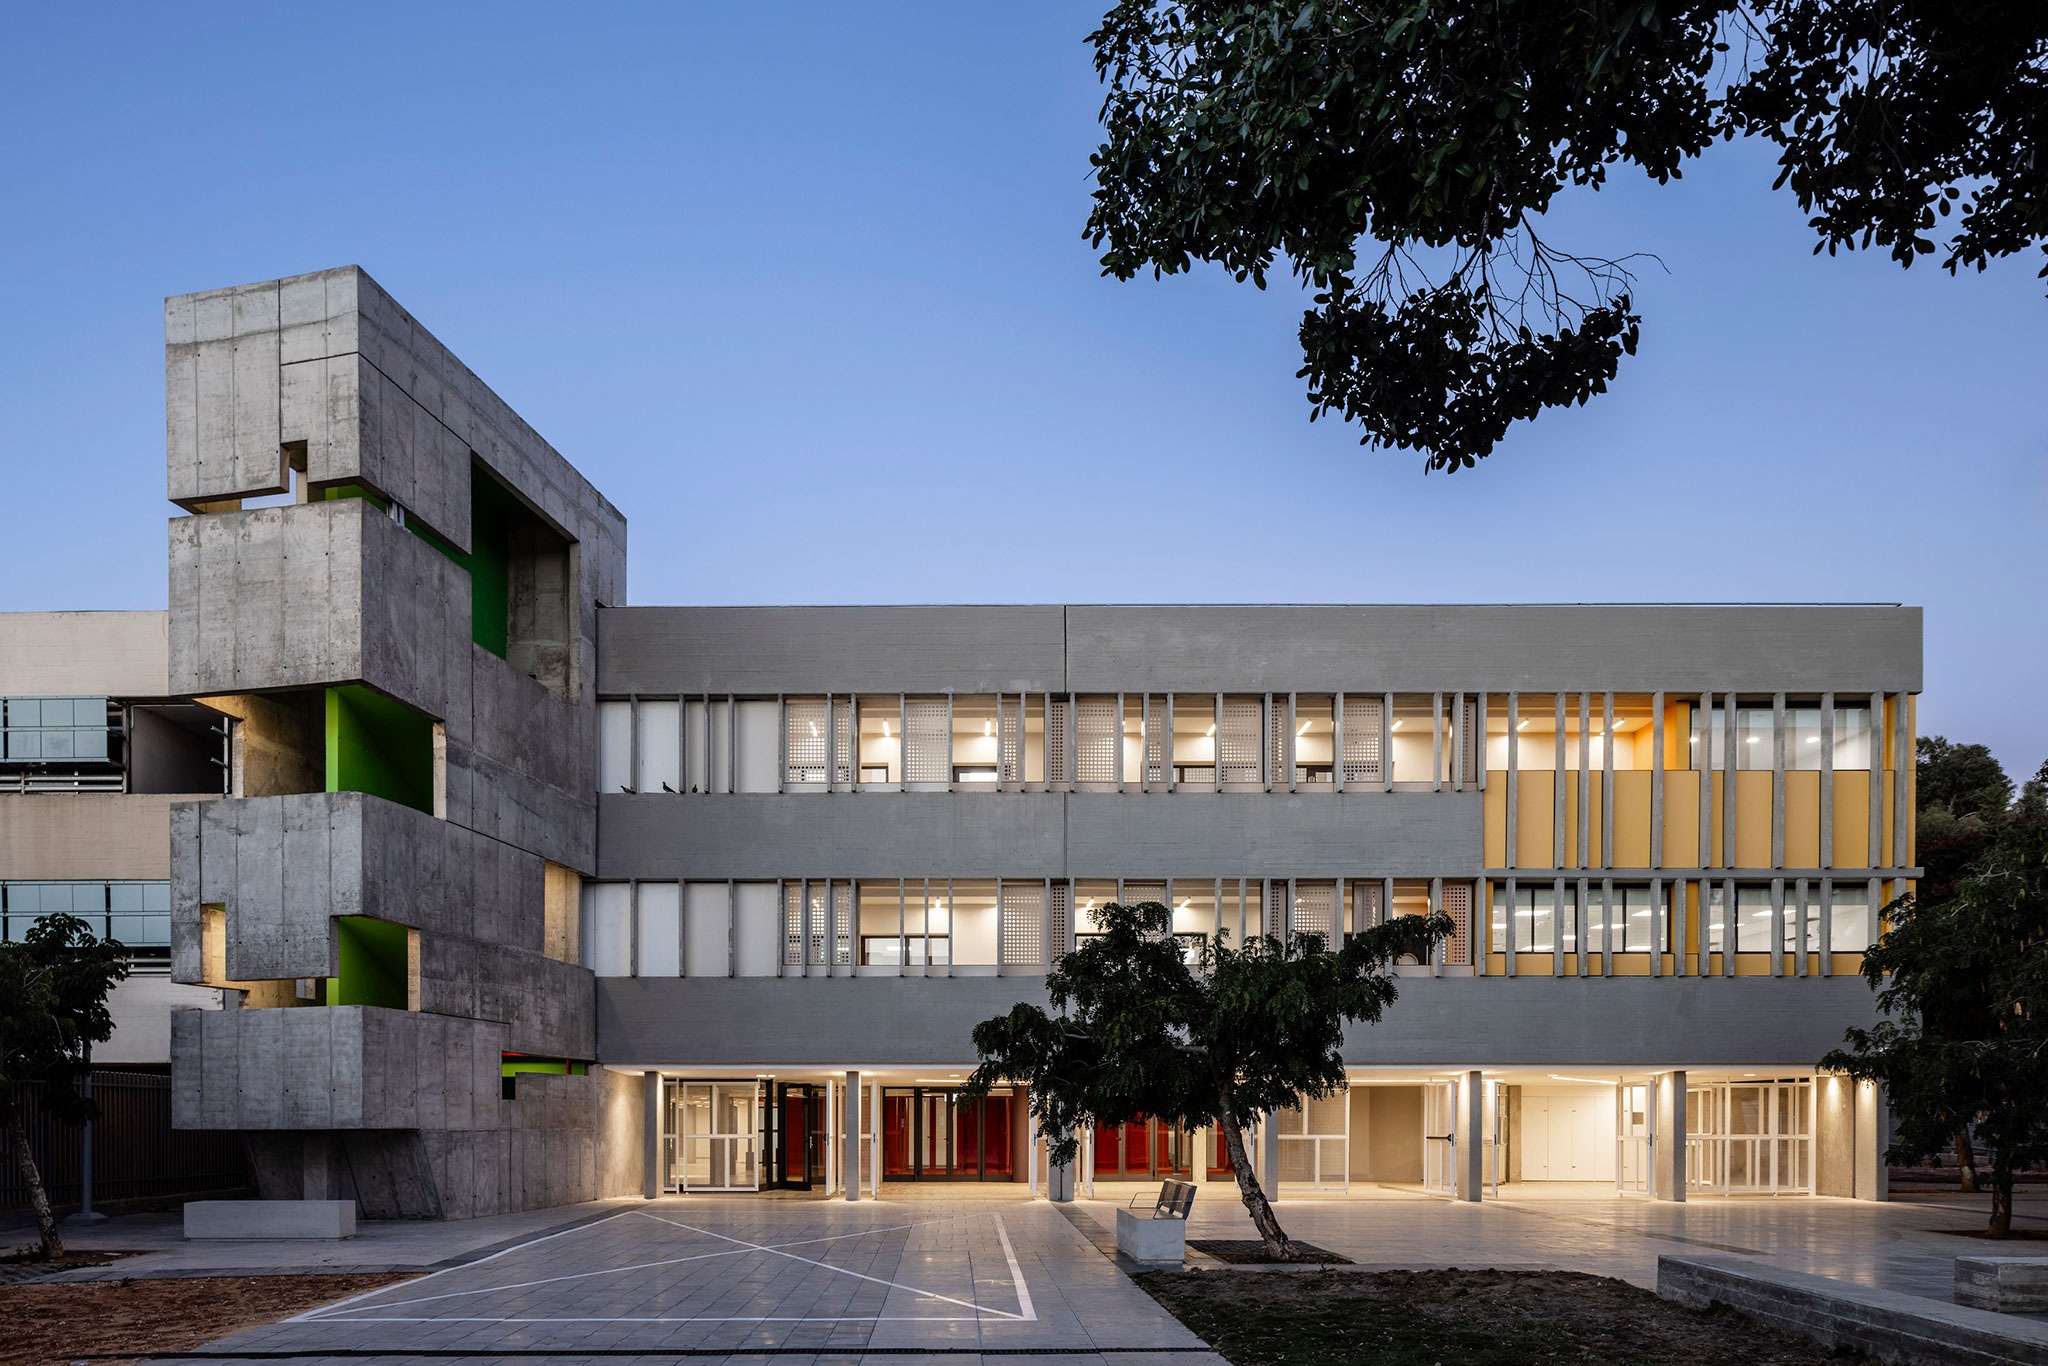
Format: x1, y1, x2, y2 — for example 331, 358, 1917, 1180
0, 1071, 249, 1208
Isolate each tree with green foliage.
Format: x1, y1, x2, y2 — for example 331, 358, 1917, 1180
963, 900, 1450, 1259
1085, 0, 2048, 468
0, 913, 129, 1258
1823, 763, 2048, 1236
1913, 736, 2017, 1188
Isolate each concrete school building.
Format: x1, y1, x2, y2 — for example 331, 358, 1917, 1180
95, 265, 1918, 1218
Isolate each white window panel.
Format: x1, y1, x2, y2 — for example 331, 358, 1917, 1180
636, 882, 681, 977
597, 701, 633, 793
735, 700, 779, 792
785, 700, 829, 786
733, 883, 780, 976
684, 882, 730, 978
1219, 699, 1262, 784
584, 881, 632, 976
637, 700, 680, 795
1074, 697, 1117, 785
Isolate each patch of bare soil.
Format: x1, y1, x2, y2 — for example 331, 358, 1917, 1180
0, 1251, 137, 1285
1138, 1266, 1868, 1366
0, 1272, 414, 1366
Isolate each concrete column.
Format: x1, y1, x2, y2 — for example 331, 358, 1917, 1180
302, 1133, 332, 1201
1653, 1071, 1686, 1201
642, 1071, 661, 1199
1458, 1071, 1484, 1202
1048, 1134, 1074, 1202
1854, 1079, 1890, 1202
843, 1071, 861, 1201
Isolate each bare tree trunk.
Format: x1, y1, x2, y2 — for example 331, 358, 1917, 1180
1988, 1153, 2013, 1239
1215, 1090, 1298, 1259
5, 1111, 62, 1259
1956, 1128, 1978, 1192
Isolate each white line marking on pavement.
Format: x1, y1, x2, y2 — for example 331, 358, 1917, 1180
994, 1215, 1035, 1322
286, 1206, 644, 1323
307, 1220, 926, 1318
636, 1209, 1034, 1321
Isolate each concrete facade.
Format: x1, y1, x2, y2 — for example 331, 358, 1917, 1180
162, 267, 636, 1218
0, 267, 1911, 1220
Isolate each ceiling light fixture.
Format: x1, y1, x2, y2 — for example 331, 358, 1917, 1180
1297, 721, 1310, 735
881, 720, 890, 738
984, 720, 993, 737
808, 721, 819, 738
1516, 719, 1530, 731
1205, 723, 1215, 737
1392, 719, 1403, 731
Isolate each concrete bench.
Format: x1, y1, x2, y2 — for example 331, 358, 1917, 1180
184, 1199, 356, 1240
1955, 1255, 2048, 1313
1114, 1179, 1196, 1264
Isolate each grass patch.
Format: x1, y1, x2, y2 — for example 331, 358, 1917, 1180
1136, 1267, 1867, 1366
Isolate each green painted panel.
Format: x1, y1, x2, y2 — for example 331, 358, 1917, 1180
328, 915, 409, 1009
467, 473, 515, 659
324, 685, 434, 814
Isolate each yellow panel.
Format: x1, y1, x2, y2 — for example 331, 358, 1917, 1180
1882, 780, 1897, 866
1832, 771, 1870, 868
1611, 954, 1651, 976
1828, 952, 1865, 975
1663, 777, 1700, 868
1484, 774, 1507, 866
1581, 778, 1597, 864
1514, 952, 1555, 976
1562, 772, 1580, 866
1734, 771, 1773, 868
1733, 951, 1772, 976
1784, 770, 1821, 867
1612, 771, 1651, 867
1710, 772, 1726, 866
1516, 771, 1554, 868
1664, 700, 1692, 770
1487, 952, 1509, 974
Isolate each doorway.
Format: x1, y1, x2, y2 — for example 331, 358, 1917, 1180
668, 1080, 761, 1192
767, 1083, 827, 1190
880, 1087, 1014, 1179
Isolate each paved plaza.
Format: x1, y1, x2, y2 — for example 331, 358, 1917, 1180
38, 1184, 2048, 1363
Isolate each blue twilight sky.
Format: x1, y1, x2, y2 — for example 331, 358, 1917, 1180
2, 5, 2043, 777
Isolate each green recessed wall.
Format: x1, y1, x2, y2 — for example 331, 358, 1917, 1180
325, 685, 434, 814
328, 915, 410, 1010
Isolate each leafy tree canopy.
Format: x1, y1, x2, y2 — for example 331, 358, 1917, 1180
0, 912, 129, 1257
1086, 0, 2048, 467
1823, 765, 2048, 1236
963, 900, 1448, 1257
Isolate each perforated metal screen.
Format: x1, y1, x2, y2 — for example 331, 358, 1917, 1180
1343, 695, 1384, 785
1075, 697, 1117, 784
1000, 882, 1045, 967
1219, 699, 1262, 784
903, 699, 949, 784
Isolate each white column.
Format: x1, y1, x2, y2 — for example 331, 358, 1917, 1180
824, 1076, 838, 1195
843, 1070, 861, 1201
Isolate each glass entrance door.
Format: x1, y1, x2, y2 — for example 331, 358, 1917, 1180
880, 1087, 1013, 1179
771, 1083, 825, 1190
1087, 1116, 1195, 1179
671, 1080, 762, 1191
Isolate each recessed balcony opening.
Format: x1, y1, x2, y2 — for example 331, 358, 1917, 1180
198, 685, 440, 814
468, 465, 575, 699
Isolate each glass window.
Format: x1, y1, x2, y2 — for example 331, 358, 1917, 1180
1736, 885, 1774, 951
1833, 706, 1873, 770
1492, 885, 1566, 953
1733, 708, 1774, 770
1785, 707, 1824, 770
2, 695, 111, 764
1613, 884, 1668, 952
1828, 885, 1872, 953
596, 700, 632, 792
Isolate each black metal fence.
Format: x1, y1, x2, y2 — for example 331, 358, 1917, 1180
2, 1070, 248, 1208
